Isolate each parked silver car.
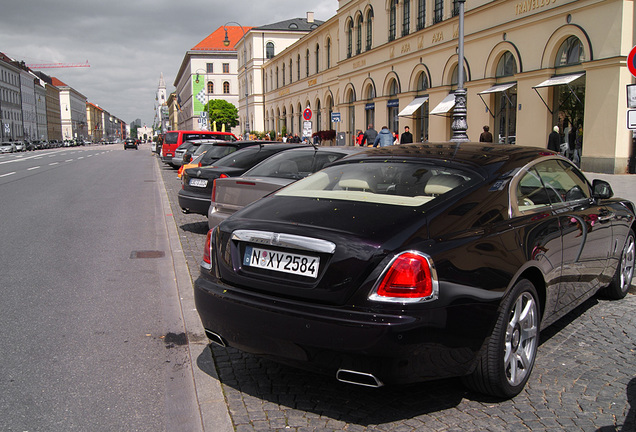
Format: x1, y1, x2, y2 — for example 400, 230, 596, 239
208, 146, 366, 229
0, 142, 17, 153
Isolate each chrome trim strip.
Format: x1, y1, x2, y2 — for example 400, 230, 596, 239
232, 229, 336, 254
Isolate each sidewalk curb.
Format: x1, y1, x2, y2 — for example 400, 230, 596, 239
155, 157, 233, 432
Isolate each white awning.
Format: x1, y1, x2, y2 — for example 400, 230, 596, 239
478, 82, 516, 95
429, 94, 456, 115
533, 72, 585, 89
398, 96, 429, 117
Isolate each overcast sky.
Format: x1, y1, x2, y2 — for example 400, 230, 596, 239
2, 0, 338, 128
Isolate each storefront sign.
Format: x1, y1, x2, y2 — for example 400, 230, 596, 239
387, 99, 400, 108
365, 103, 375, 110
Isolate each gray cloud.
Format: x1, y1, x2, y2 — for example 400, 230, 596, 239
2, 0, 337, 126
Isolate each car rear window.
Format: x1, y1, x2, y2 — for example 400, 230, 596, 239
276, 161, 479, 207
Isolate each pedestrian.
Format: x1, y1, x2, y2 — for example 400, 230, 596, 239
400, 126, 413, 144
361, 124, 377, 146
573, 124, 583, 167
479, 125, 493, 143
291, 133, 302, 143
547, 125, 561, 152
394, 131, 399, 145
356, 130, 364, 146
373, 126, 394, 147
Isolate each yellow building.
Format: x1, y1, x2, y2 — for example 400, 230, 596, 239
258, 0, 635, 173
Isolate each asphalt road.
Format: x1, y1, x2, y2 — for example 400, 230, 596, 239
159, 150, 636, 432
0, 145, 201, 431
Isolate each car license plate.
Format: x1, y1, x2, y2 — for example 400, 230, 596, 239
189, 178, 208, 188
243, 246, 319, 278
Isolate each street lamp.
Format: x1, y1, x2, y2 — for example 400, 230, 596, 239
451, 0, 469, 142
223, 22, 249, 139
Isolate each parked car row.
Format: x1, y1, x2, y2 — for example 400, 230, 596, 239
159, 135, 636, 399
0, 138, 102, 153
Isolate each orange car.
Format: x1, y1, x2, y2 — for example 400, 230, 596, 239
178, 152, 206, 179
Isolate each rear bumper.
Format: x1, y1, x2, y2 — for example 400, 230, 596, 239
178, 189, 210, 215
194, 272, 495, 385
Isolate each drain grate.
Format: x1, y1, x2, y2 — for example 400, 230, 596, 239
130, 250, 165, 259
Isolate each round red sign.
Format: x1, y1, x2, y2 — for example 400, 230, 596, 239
628, 46, 636, 78
303, 108, 312, 121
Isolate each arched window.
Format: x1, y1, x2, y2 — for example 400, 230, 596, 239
223, 81, 230, 94
289, 59, 293, 83
403, 0, 410, 36
451, 65, 468, 86
282, 63, 286, 86
496, 51, 517, 77
388, 79, 399, 135
276, 67, 279, 88
347, 20, 353, 58
326, 38, 331, 68
297, 55, 301, 80
366, 9, 374, 50
356, 15, 363, 55
389, 0, 397, 41
366, 85, 375, 128
315, 44, 320, 74
306, 49, 310, 77
266, 42, 275, 59
417, 72, 428, 92
417, 0, 426, 30
207, 81, 213, 94
555, 36, 585, 67
316, 99, 322, 131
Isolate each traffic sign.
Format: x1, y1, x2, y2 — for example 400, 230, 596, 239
303, 120, 312, 137
628, 110, 636, 129
330, 112, 341, 122
303, 108, 312, 121
628, 46, 636, 77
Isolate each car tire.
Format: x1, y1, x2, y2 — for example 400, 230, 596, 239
599, 229, 634, 300
463, 279, 540, 398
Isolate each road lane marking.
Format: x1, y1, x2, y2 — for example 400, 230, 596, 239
49, 162, 59, 166
0, 171, 16, 178
27, 166, 40, 170
65, 159, 73, 162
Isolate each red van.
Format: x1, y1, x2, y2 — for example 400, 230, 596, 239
161, 130, 237, 166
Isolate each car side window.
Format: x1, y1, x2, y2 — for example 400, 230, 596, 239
516, 167, 552, 212
535, 159, 590, 205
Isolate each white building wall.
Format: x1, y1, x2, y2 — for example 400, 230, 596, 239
20, 70, 37, 141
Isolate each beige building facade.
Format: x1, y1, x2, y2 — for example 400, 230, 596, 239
260, 0, 635, 174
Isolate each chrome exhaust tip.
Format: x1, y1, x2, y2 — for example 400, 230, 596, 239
204, 329, 227, 347
336, 369, 384, 388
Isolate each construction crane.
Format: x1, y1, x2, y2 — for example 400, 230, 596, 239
26, 61, 90, 69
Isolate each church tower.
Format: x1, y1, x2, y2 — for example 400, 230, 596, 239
155, 73, 168, 133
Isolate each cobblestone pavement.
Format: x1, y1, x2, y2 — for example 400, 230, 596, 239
157, 157, 636, 432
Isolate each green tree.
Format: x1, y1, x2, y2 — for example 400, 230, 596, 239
206, 99, 238, 131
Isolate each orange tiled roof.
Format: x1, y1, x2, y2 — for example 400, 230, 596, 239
51, 77, 67, 87
192, 26, 253, 51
